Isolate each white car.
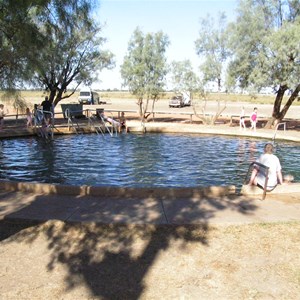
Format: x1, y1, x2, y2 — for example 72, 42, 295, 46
78, 88, 100, 105
169, 96, 184, 108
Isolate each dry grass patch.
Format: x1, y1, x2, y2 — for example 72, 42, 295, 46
0, 220, 300, 299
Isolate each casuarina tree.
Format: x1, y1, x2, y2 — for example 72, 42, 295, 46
121, 27, 169, 123
227, 0, 300, 128
0, 0, 115, 107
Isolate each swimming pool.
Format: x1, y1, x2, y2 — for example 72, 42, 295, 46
0, 133, 299, 188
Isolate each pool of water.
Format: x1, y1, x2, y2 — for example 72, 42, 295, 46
0, 133, 299, 188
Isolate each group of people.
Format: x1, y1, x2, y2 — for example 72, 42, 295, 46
240, 107, 258, 131
24, 96, 54, 128
26, 96, 128, 133
238, 106, 293, 190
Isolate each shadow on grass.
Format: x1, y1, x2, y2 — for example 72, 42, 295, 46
1, 189, 258, 299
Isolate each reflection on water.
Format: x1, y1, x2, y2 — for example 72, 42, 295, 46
0, 133, 299, 188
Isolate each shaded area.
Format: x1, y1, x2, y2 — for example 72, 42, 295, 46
46, 223, 209, 299
0, 219, 42, 242
0, 187, 260, 299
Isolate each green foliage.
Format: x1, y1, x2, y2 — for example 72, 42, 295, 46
195, 12, 230, 91
121, 28, 169, 100
0, 0, 115, 107
227, 0, 300, 92
170, 60, 203, 97
226, 0, 300, 125
0, 0, 47, 89
31, 0, 115, 105
120, 27, 169, 120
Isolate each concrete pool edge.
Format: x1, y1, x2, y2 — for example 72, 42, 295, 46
2, 180, 300, 199
0, 179, 237, 199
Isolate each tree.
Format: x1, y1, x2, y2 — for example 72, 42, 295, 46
0, 0, 115, 107
170, 59, 225, 125
0, 0, 47, 90
170, 59, 201, 98
227, 0, 300, 127
31, 0, 115, 107
120, 27, 169, 122
195, 12, 230, 92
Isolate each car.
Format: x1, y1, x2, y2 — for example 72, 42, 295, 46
78, 88, 100, 105
169, 96, 184, 108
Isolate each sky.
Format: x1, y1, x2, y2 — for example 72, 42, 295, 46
95, 0, 238, 90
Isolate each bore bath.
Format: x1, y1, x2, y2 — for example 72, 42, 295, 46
0, 133, 299, 188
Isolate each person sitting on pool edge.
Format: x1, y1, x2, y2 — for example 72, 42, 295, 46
248, 143, 283, 191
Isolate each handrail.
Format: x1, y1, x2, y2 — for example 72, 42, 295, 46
87, 109, 119, 137
273, 122, 286, 141
244, 161, 269, 200
34, 109, 54, 139
65, 108, 82, 133
87, 115, 105, 136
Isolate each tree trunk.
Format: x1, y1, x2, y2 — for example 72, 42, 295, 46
265, 83, 300, 128
137, 98, 144, 121
192, 99, 226, 125
279, 84, 300, 119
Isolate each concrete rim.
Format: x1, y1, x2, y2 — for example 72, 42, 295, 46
0, 179, 236, 199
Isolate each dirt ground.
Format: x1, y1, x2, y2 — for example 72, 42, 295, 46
1, 97, 300, 299
1, 220, 300, 299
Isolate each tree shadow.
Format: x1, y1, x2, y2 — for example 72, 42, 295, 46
0, 219, 42, 242
1, 188, 258, 299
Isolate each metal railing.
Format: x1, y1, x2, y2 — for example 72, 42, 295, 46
87, 114, 106, 136
34, 109, 54, 139
88, 109, 119, 137
64, 108, 119, 137
273, 122, 286, 142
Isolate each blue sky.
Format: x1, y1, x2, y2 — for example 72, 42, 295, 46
96, 0, 238, 90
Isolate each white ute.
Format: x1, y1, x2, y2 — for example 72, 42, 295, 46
78, 88, 100, 105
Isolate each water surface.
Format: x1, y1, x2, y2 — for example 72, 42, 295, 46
0, 133, 298, 188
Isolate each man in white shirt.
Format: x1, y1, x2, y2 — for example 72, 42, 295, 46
248, 143, 283, 191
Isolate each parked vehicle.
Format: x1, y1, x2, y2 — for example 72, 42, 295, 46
169, 92, 191, 108
169, 96, 184, 108
78, 88, 100, 105
182, 91, 191, 106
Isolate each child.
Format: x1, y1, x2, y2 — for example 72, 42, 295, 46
250, 107, 258, 131
26, 107, 33, 127
239, 106, 246, 130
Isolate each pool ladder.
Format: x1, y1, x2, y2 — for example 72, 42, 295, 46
89, 110, 118, 137
34, 109, 54, 139
272, 122, 286, 142
65, 108, 89, 135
